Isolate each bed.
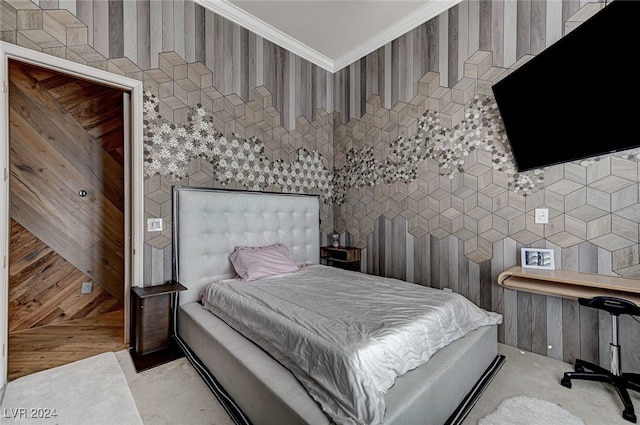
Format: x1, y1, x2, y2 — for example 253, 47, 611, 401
171, 186, 504, 425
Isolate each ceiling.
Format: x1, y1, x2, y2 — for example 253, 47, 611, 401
194, 0, 463, 73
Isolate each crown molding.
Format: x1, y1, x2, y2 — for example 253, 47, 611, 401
195, 0, 335, 71
332, 0, 464, 72
194, 0, 463, 74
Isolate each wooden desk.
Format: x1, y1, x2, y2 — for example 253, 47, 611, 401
498, 266, 640, 304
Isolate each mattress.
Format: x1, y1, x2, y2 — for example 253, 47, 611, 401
199, 265, 502, 425
178, 301, 498, 425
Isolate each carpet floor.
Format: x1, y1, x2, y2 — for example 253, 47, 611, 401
462, 343, 640, 425
115, 350, 235, 425
120, 343, 640, 425
1, 352, 143, 425
3, 343, 639, 424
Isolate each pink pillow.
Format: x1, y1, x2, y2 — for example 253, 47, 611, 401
229, 244, 299, 282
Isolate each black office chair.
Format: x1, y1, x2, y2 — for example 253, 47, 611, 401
561, 296, 640, 423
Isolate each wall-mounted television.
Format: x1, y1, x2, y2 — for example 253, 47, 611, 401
492, 0, 639, 172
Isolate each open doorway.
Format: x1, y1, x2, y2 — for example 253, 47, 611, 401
0, 41, 144, 387
8, 59, 126, 380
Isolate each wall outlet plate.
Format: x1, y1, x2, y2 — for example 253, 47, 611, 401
521, 248, 555, 270
534, 208, 549, 224
81, 281, 93, 294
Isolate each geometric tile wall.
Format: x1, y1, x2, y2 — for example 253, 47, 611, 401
141, 73, 336, 245
142, 85, 336, 252
5, 1, 640, 278
333, 51, 640, 276
143, 92, 334, 198
7, 0, 640, 370
1, 2, 338, 272
141, 44, 640, 277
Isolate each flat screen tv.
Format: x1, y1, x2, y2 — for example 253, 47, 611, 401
492, 0, 639, 172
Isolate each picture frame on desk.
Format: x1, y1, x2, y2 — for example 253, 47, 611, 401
521, 248, 555, 270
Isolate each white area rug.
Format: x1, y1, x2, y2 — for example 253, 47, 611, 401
479, 395, 585, 425
0, 352, 143, 424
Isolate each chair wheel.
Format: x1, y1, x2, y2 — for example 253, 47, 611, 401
561, 377, 572, 388
622, 409, 636, 423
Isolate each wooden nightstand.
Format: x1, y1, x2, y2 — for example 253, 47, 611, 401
130, 280, 187, 372
320, 246, 361, 271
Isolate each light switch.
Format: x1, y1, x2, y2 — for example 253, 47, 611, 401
147, 218, 163, 232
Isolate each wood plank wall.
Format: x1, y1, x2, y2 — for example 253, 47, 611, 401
331, 0, 586, 123
8, 59, 125, 303
360, 219, 640, 370
27, 0, 589, 127
9, 219, 122, 332
39, 0, 332, 131
11, 0, 635, 373
31, 0, 582, 127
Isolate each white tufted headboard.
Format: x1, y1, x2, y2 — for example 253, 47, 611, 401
173, 187, 320, 305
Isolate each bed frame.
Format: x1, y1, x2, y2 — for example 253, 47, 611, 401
172, 186, 504, 425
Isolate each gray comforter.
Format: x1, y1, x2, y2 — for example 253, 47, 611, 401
202, 265, 502, 425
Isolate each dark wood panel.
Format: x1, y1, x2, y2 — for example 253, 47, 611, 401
447, 5, 459, 88
108, 0, 124, 58
425, 15, 439, 78
458, 240, 469, 297
392, 216, 407, 281
9, 219, 122, 333
413, 24, 424, 94
9, 123, 125, 293
479, 259, 492, 312
468, 258, 480, 307
20, 62, 126, 176
213, 12, 225, 91
430, 233, 440, 289
135, 0, 151, 69
194, 2, 207, 64
437, 236, 448, 290
620, 314, 640, 375
531, 293, 548, 355
134, 295, 171, 354
8, 59, 125, 302
515, 0, 532, 59
530, 0, 547, 55
517, 290, 532, 351
391, 38, 400, 107
8, 61, 124, 212
562, 298, 581, 364
579, 303, 599, 364
412, 233, 423, 285
7, 310, 127, 381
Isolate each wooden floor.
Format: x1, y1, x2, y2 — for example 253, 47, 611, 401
7, 309, 128, 381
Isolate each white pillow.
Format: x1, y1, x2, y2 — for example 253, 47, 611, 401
229, 243, 299, 282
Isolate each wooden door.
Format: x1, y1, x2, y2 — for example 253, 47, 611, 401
8, 59, 126, 327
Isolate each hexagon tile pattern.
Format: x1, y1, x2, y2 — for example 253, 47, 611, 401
332, 52, 640, 272
6, 1, 640, 275
143, 92, 334, 199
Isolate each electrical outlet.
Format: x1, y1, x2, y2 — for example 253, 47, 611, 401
81, 281, 93, 294
147, 218, 163, 232
535, 208, 549, 224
